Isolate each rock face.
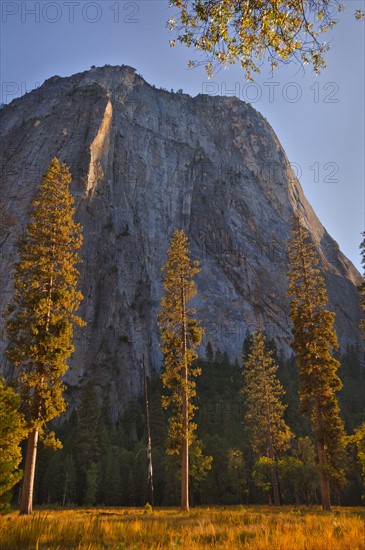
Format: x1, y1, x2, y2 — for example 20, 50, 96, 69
0, 65, 362, 420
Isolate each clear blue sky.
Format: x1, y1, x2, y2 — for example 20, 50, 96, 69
1, 0, 364, 271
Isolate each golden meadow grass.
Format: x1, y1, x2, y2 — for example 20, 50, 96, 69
0, 506, 364, 549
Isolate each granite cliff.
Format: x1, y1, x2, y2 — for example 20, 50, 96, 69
0, 65, 362, 420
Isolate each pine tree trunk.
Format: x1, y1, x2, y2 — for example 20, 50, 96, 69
20, 427, 39, 515
143, 355, 154, 506
315, 397, 331, 511
267, 444, 281, 506
181, 283, 189, 512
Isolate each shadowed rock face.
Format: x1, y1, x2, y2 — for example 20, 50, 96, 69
0, 65, 362, 420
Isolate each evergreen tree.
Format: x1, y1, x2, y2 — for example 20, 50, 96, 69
73, 382, 103, 501
119, 449, 135, 505
127, 470, 136, 506
84, 463, 99, 506
149, 387, 167, 449
346, 423, 365, 499
226, 449, 247, 504
103, 452, 123, 506
42, 452, 63, 504
188, 437, 212, 499
158, 229, 204, 511
287, 218, 346, 511
338, 347, 365, 432
242, 330, 292, 505
61, 454, 77, 506
6, 158, 84, 514
0, 377, 26, 511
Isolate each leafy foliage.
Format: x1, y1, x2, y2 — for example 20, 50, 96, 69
168, 0, 364, 79
0, 378, 26, 511
345, 423, 365, 500
253, 456, 275, 497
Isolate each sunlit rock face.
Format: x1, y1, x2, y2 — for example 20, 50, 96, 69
0, 65, 362, 420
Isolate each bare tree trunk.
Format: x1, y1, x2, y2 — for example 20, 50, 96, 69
181, 283, 189, 512
143, 355, 154, 506
315, 397, 331, 511
20, 428, 39, 515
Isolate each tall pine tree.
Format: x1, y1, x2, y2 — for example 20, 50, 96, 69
158, 229, 204, 511
287, 218, 345, 511
243, 330, 292, 505
6, 158, 84, 514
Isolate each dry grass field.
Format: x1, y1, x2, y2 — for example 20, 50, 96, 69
0, 506, 364, 549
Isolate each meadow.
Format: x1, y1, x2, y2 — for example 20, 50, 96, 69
0, 506, 364, 549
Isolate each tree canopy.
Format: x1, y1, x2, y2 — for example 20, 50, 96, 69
168, 0, 364, 79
